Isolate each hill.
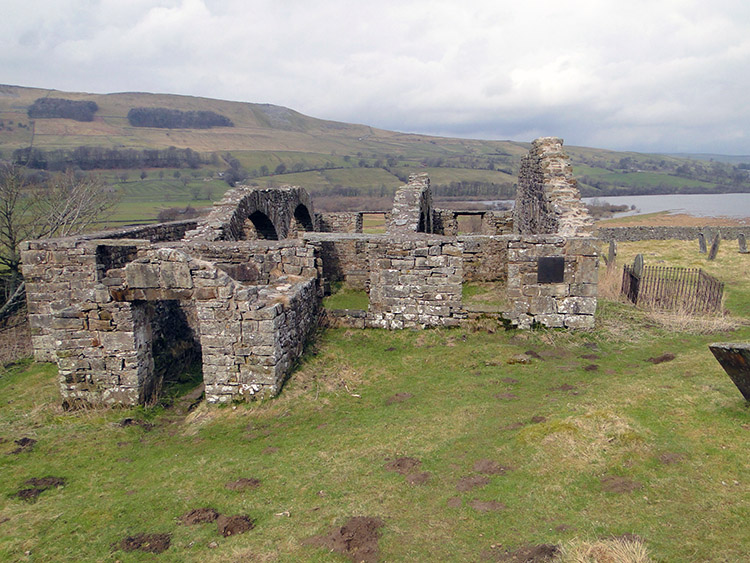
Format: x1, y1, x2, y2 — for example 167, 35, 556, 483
2, 84, 750, 221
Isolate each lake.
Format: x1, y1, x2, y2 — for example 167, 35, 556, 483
488, 193, 750, 219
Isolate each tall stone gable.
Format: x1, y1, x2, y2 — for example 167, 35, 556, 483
513, 137, 593, 237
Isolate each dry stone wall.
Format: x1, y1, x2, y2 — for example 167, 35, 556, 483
514, 137, 593, 237
389, 174, 434, 233
597, 225, 750, 242
317, 212, 363, 233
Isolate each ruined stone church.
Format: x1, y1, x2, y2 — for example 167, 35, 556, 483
21, 137, 598, 407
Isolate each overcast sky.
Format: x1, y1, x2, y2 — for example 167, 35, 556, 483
3, 0, 750, 154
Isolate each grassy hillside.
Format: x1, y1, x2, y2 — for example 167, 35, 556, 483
3, 84, 750, 224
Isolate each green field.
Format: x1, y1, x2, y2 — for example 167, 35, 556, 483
1, 240, 749, 561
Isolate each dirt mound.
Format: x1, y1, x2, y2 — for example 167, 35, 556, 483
647, 353, 676, 364
14, 476, 66, 501
524, 350, 543, 359
600, 475, 642, 493
9, 437, 36, 454
469, 499, 506, 512
456, 475, 490, 491
262, 446, 279, 454
473, 459, 512, 475
304, 516, 384, 563
180, 508, 219, 525
217, 514, 255, 537
584, 364, 599, 372
405, 472, 431, 485
501, 378, 519, 384
488, 543, 560, 562
118, 533, 171, 554
384, 457, 421, 475
530, 415, 547, 424
385, 392, 413, 405
225, 477, 261, 491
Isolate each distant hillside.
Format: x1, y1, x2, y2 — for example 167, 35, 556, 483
2, 83, 750, 210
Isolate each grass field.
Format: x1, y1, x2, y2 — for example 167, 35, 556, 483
1, 240, 749, 561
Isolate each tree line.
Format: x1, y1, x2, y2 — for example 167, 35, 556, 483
12, 146, 212, 171
27, 98, 99, 122
127, 107, 233, 129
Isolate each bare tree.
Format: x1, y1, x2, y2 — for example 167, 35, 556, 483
0, 165, 116, 316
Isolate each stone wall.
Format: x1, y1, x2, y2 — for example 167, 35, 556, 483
596, 225, 750, 242
184, 185, 315, 241
367, 236, 464, 329
433, 210, 513, 236
388, 174, 434, 233
459, 236, 509, 282
304, 233, 370, 290
514, 137, 593, 237
317, 212, 363, 233
505, 236, 598, 329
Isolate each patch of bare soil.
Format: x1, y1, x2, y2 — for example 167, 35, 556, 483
584, 364, 599, 372
405, 472, 431, 485
385, 392, 413, 405
494, 393, 518, 400
447, 497, 463, 508
486, 543, 560, 562
262, 446, 279, 455
501, 378, 519, 384
647, 353, 676, 364
9, 437, 36, 455
473, 459, 512, 475
117, 533, 171, 554
384, 457, 421, 475
530, 415, 547, 424
456, 475, 490, 492
658, 452, 685, 465
119, 418, 154, 431
304, 516, 384, 563
600, 475, 643, 493
580, 353, 600, 360
524, 350, 543, 360
216, 514, 255, 537
470, 499, 507, 512
225, 477, 261, 491
552, 384, 578, 393
180, 508, 219, 525
13, 476, 65, 501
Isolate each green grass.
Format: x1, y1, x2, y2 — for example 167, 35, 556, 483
2, 297, 750, 560
323, 283, 369, 310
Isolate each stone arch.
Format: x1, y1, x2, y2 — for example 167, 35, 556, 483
184, 185, 317, 242
244, 210, 278, 240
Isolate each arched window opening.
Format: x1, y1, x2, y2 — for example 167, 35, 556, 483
243, 211, 278, 240
293, 204, 314, 233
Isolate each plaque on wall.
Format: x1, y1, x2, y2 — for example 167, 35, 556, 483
537, 256, 565, 284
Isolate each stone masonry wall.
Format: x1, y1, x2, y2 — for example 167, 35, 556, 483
505, 236, 598, 329
317, 212, 363, 233
304, 234, 370, 290
596, 225, 750, 242
459, 236, 509, 282
367, 236, 464, 329
389, 174, 433, 234
514, 138, 593, 237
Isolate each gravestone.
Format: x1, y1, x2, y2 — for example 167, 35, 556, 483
709, 343, 750, 401
698, 232, 707, 254
708, 233, 721, 261
606, 240, 617, 270
739, 233, 748, 254
633, 254, 644, 278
